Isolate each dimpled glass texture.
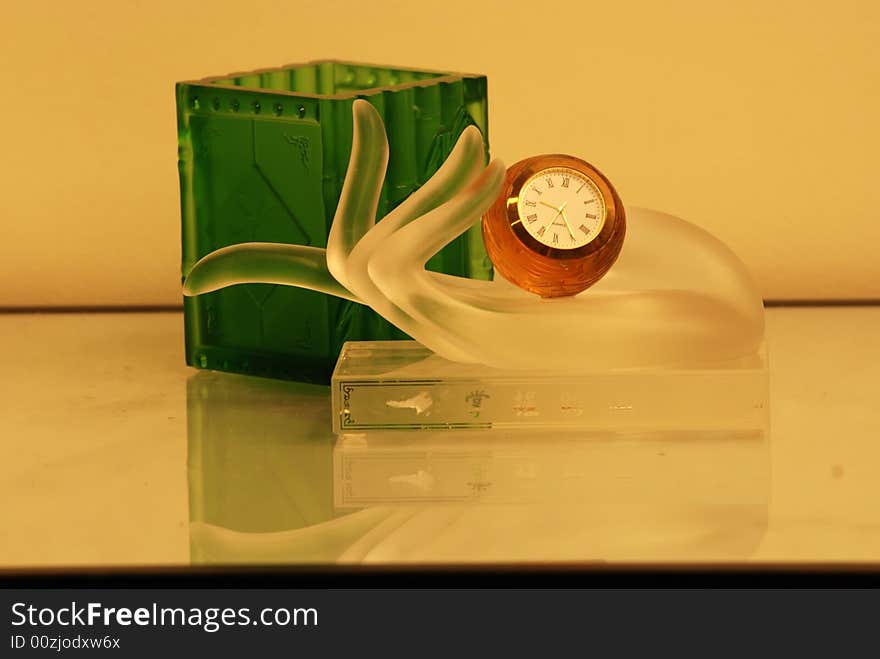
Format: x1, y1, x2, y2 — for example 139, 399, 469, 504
177, 61, 491, 383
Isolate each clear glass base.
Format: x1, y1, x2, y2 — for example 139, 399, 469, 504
331, 340, 769, 434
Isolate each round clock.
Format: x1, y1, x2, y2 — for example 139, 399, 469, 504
481, 154, 626, 298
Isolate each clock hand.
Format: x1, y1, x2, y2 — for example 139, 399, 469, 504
538, 201, 568, 227
536, 200, 576, 241
538, 201, 559, 226
558, 203, 577, 240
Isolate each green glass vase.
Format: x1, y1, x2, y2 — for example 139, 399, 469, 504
177, 60, 492, 383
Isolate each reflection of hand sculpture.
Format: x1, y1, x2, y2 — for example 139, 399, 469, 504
184, 100, 764, 370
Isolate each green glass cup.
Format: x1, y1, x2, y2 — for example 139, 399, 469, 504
177, 60, 491, 383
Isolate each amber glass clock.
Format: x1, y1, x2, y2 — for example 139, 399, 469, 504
482, 154, 626, 298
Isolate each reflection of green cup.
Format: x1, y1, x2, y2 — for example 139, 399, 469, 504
177, 61, 492, 383
186, 372, 336, 532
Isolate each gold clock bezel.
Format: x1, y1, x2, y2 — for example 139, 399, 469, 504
512, 165, 607, 254
506, 156, 618, 260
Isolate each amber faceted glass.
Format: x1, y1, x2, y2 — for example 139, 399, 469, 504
482, 154, 626, 298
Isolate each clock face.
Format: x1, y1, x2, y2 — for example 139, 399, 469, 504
515, 166, 606, 250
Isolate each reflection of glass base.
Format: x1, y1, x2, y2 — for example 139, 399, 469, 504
331, 341, 769, 434
332, 429, 769, 561
334, 430, 768, 507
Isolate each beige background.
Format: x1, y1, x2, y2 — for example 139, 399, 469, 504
2, 0, 878, 307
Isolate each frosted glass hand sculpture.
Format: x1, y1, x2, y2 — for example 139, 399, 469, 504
184, 100, 764, 370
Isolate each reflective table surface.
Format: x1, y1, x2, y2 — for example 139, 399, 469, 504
1, 307, 878, 567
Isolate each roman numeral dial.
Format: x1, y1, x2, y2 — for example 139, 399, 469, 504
515, 166, 606, 250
